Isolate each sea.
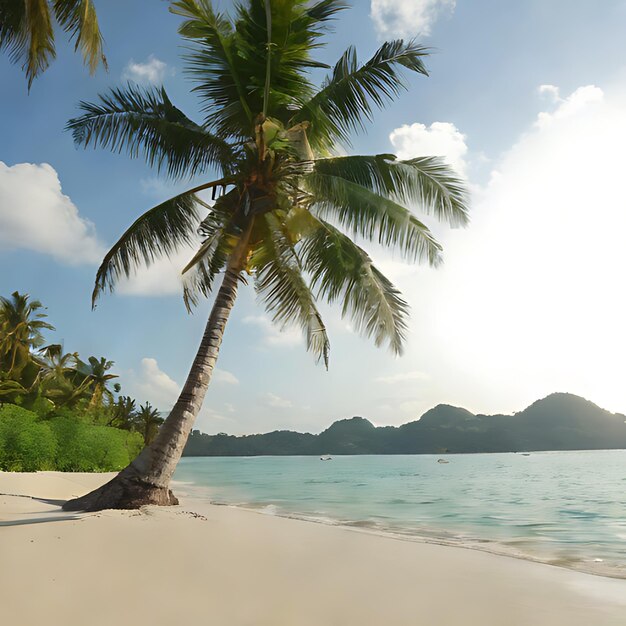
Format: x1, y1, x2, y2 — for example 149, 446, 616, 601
174, 450, 626, 578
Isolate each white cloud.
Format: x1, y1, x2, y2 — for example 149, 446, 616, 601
0, 161, 105, 265
538, 84, 561, 102
371, 0, 455, 38
376, 370, 430, 384
122, 55, 172, 84
535, 84, 603, 130
214, 368, 239, 385
264, 393, 293, 409
129, 357, 180, 409
389, 121, 468, 177
243, 315, 302, 347
389, 84, 626, 416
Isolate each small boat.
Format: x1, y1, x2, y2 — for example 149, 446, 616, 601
521, 453, 531, 456
320, 455, 332, 461
437, 458, 449, 464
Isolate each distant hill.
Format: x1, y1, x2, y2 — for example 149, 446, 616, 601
183, 393, 626, 456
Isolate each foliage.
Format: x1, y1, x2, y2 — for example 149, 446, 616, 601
67, 0, 470, 370
50, 415, 144, 472
0, 291, 54, 378
0, 296, 118, 414
107, 395, 137, 429
0, 0, 106, 88
136, 402, 164, 445
75, 355, 119, 410
0, 404, 144, 472
0, 291, 165, 471
0, 404, 56, 471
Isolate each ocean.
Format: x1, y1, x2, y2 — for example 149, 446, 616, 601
174, 450, 626, 577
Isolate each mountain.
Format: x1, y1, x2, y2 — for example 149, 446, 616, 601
183, 393, 626, 456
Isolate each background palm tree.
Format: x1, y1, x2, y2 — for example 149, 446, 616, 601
63, 0, 469, 511
0, 291, 54, 380
38, 344, 87, 408
0, 0, 106, 88
137, 402, 164, 446
75, 356, 119, 411
108, 395, 138, 430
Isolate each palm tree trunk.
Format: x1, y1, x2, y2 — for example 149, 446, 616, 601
63, 229, 251, 512
88, 384, 102, 411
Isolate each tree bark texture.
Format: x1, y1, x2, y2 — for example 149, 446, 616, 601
63, 227, 251, 511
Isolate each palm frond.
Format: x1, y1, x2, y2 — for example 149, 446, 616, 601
233, 0, 347, 122
172, 0, 348, 136
250, 212, 330, 367
306, 170, 443, 264
181, 192, 240, 311
0, 379, 27, 397
0, 0, 106, 87
0, 1, 28, 63
300, 217, 409, 355
67, 84, 235, 178
20, 0, 55, 88
397, 156, 470, 226
92, 191, 208, 306
171, 0, 254, 136
294, 40, 429, 151
53, 0, 106, 74
306, 0, 350, 22
262, 0, 272, 116
313, 154, 469, 227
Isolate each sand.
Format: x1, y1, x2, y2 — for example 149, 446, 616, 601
1, 471, 625, 626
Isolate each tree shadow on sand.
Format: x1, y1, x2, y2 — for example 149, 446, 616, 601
0, 493, 80, 526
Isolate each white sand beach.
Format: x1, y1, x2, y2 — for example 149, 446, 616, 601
1, 471, 626, 626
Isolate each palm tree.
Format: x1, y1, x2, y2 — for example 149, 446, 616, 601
0, 0, 106, 89
108, 395, 138, 430
63, 0, 469, 511
0, 291, 55, 379
137, 402, 164, 446
38, 344, 87, 408
76, 356, 119, 411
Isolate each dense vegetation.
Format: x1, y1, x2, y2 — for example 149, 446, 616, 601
0, 291, 162, 471
183, 393, 626, 456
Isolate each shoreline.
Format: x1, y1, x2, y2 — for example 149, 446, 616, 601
216, 504, 625, 578
2, 471, 626, 625
175, 456, 626, 582
194, 493, 626, 581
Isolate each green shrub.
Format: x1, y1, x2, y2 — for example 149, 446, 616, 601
0, 405, 57, 471
29, 395, 56, 418
49, 416, 143, 471
0, 405, 144, 472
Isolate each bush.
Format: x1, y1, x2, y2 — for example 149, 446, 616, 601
0, 405, 144, 472
0, 405, 57, 471
50, 416, 144, 471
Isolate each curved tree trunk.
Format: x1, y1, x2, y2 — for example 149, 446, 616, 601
63, 235, 249, 512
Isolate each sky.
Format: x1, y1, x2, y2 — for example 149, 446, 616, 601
2, 0, 626, 435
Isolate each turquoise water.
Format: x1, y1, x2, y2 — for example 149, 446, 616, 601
175, 451, 626, 577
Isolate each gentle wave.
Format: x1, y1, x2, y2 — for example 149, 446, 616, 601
175, 451, 626, 579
